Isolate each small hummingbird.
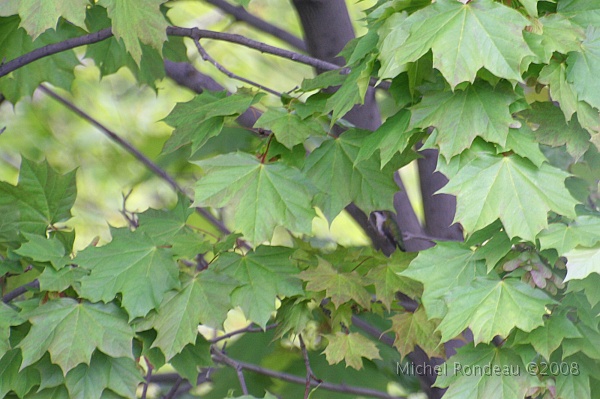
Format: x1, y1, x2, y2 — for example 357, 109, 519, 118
370, 211, 406, 252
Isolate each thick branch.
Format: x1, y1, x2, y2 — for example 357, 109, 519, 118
2, 280, 39, 303
204, 0, 307, 51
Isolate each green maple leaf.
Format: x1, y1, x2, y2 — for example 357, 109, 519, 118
65, 352, 141, 399
521, 102, 590, 160
18, 298, 134, 374
437, 277, 554, 344
556, 370, 591, 399
380, 0, 532, 87
564, 245, 600, 281
409, 82, 518, 158
323, 332, 381, 370
148, 272, 235, 360
539, 61, 580, 121
274, 298, 312, 339
76, 227, 180, 319
513, 310, 581, 360
299, 259, 371, 309
211, 246, 303, 327
563, 321, 600, 360
170, 336, 212, 386
558, 0, 600, 30
0, 158, 76, 243
365, 251, 420, 310
15, 234, 69, 270
401, 242, 487, 319
567, 273, 600, 307
524, 14, 583, 65
0, 303, 22, 358
538, 216, 600, 254
441, 153, 577, 241
98, 0, 167, 65
304, 130, 399, 221
193, 153, 316, 245
435, 344, 539, 399
18, 0, 88, 39
355, 109, 420, 168
0, 350, 40, 398
567, 27, 600, 110
254, 108, 324, 149
389, 308, 444, 359
501, 126, 547, 168
164, 90, 264, 153
135, 195, 195, 245
0, 17, 80, 102
38, 266, 89, 293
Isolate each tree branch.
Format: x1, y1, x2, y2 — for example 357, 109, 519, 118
299, 334, 321, 399
212, 348, 405, 399
209, 323, 277, 343
2, 280, 39, 303
0, 27, 390, 90
204, 0, 307, 51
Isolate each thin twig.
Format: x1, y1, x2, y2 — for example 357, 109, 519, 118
141, 357, 154, 399
162, 376, 184, 399
212, 349, 404, 399
209, 323, 278, 343
2, 280, 40, 303
0, 27, 390, 90
204, 0, 307, 51
299, 334, 321, 399
211, 348, 248, 395
193, 39, 282, 96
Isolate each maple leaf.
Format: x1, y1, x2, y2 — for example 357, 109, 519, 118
98, 0, 168, 65
163, 90, 264, 153
379, 0, 533, 87
401, 242, 487, 319
0, 350, 40, 398
65, 352, 141, 399
437, 278, 555, 344
539, 60, 580, 121
0, 303, 22, 358
76, 227, 180, 320
441, 153, 577, 241
566, 27, 600, 111
193, 153, 316, 245
254, 108, 324, 149
0, 17, 80, 102
304, 130, 399, 221
323, 332, 381, 370
389, 308, 444, 359
299, 259, 372, 309
524, 14, 583, 64
148, 272, 235, 360
513, 309, 581, 360
365, 251, 420, 310
18, 299, 134, 374
15, 234, 69, 270
211, 246, 303, 327
538, 216, 600, 254
564, 245, 600, 281
18, 0, 88, 39
435, 344, 539, 399
409, 81, 518, 159
0, 158, 76, 242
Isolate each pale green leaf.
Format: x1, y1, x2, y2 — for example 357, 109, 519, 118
435, 344, 539, 399
0, 158, 76, 242
323, 332, 381, 370
501, 127, 547, 168
567, 27, 600, 110
558, 0, 600, 30
194, 153, 316, 245
438, 278, 555, 344
98, 0, 167, 65
564, 245, 600, 281
65, 352, 141, 399
401, 242, 487, 319
304, 130, 398, 221
378, 12, 410, 79
77, 228, 180, 319
409, 82, 518, 158
254, 108, 324, 149
299, 259, 371, 309
390, 308, 444, 359
539, 61, 579, 121
211, 246, 303, 327
441, 153, 577, 240
149, 272, 235, 359
18, 299, 134, 374
538, 216, 600, 254
556, 364, 591, 399
381, 0, 533, 87
524, 14, 583, 64
18, 0, 88, 39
